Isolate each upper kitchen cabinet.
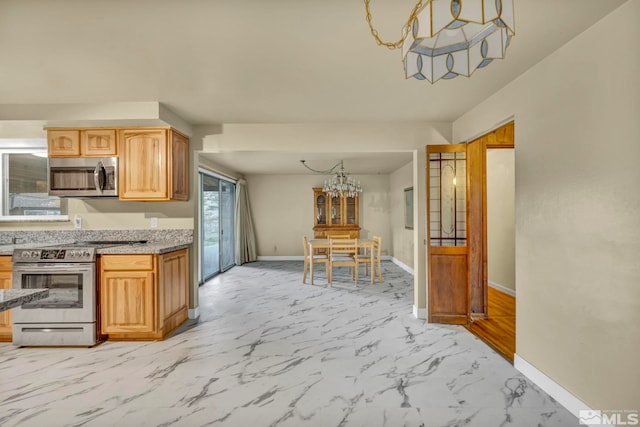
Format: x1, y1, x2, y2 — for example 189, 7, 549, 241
48, 129, 117, 157
118, 128, 189, 201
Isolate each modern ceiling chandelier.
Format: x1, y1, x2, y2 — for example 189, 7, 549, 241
364, 0, 515, 83
300, 160, 363, 198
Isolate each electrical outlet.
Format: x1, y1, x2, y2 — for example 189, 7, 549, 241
74, 215, 82, 229
150, 217, 158, 228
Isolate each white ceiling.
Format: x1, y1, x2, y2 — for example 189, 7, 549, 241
0, 0, 627, 174
202, 151, 414, 176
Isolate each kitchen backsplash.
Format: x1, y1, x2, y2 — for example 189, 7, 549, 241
0, 229, 193, 245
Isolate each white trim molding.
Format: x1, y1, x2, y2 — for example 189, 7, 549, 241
257, 256, 304, 261
488, 281, 516, 297
413, 305, 427, 319
392, 257, 414, 275
514, 354, 592, 420
188, 306, 200, 320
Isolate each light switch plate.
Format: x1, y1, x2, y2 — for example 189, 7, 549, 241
74, 215, 82, 229
150, 217, 158, 228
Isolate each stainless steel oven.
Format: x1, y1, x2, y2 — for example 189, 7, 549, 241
48, 157, 118, 197
12, 247, 99, 346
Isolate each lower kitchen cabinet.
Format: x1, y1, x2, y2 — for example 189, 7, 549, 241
0, 256, 12, 342
99, 249, 189, 340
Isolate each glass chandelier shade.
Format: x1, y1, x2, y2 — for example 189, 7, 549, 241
301, 160, 363, 198
323, 165, 363, 198
402, 0, 515, 83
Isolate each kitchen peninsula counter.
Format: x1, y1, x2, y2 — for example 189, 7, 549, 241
0, 289, 49, 312
96, 241, 191, 255
0, 241, 191, 256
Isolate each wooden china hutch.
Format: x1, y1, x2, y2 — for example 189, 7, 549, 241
312, 188, 360, 241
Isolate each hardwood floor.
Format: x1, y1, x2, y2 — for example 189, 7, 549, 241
466, 286, 516, 363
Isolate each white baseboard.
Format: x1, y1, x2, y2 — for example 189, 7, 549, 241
489, 281, 516, 297
514, 354, 591, 420
188, 306, 200, 319
257, 256, 304, 261
257, 255, 396, 262
392, 257, 414, 275
413, 305, 426, 319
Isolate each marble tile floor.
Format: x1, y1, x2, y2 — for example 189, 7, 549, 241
0, 261, 579, 427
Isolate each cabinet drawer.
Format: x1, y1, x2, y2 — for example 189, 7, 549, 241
101, 255, 154, 270
0, 256, 11, 271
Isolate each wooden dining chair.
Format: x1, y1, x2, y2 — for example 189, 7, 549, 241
371, 236, 383, 282
303, 235, 328, 285
329, 238, 358, 286
354, 236, 382, 283
354, 239, 374, 283
327, 233, 351, 239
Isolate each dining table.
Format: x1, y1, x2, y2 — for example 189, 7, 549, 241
0, 289, 49, 312
308, 238, 374, 283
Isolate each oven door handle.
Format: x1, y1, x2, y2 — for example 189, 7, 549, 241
13, 263, 95, 272
94, 161, 106, 194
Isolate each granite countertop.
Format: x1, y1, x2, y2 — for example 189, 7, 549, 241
0, 241, 191, 256
0, 289, 49, 312
96, 241, 191, 255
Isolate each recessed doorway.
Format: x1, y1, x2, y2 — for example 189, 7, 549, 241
466, 147, 515, 362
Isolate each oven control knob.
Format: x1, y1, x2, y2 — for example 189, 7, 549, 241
21, 250, 31, 258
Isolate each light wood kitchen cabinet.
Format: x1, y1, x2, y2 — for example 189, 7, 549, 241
48, 129, 117, 157
170, 130, 189, 201
312, 188, 360, 241
0, 256, 12, 342
158, 249, 189, 334
118, 128, 189, 201
81, 129, 117, 156
99, 249, 189, 340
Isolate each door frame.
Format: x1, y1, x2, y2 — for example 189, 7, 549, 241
426, 120, 515, 323
198, 169, 237, 284
466, 121, 515, 320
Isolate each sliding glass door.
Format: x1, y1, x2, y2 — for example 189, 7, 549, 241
200, 172, 236, 283
220, 180, 236, 271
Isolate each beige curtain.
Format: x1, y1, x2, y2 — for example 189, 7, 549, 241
235, 179, 257, 264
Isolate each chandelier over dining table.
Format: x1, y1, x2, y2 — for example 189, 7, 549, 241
364, 0, 515, 83
300, 160, 363, 198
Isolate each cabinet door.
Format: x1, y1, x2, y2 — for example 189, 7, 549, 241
330, 196, 342, 225
314, 190, 327, 226
170, 130, 189, 201
101, 270, 155, 333
159, 249, 188, 322
0, 258, 12, 341
81, 129, 117, 156
119, 129, 168, 200
345, 195, 358, 225
48, 130, 80, 156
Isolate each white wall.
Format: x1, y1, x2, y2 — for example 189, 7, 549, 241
390, 162, 414, 269
453, 0, 640, 411
246, 174, 391, 257
486, 149, 515, 292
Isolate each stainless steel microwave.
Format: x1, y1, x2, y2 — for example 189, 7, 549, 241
48, 157, 118, 197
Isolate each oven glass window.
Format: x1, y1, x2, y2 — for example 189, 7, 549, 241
21, 274, 84, 309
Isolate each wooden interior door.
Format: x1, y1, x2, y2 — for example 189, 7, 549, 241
427, 145, 468, 324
